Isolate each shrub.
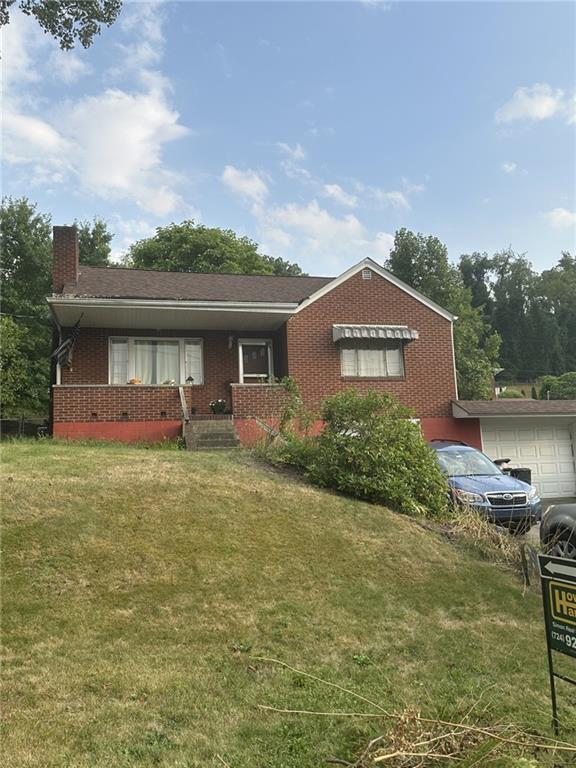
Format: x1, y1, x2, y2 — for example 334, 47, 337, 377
275, 434, 319, 470
497, 388, 523, 398
548, 371, 576, 400
303, 390, 448, 518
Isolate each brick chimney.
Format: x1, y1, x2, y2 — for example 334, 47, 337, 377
52, 226, 79, 294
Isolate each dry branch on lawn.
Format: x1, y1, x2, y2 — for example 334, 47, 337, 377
257, 658, 576, 766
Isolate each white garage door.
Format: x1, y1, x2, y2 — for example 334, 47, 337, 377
481, 419, 576, 499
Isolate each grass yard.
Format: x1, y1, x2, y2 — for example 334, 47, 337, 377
2, 441, 575, 767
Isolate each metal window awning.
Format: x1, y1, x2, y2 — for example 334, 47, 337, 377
332, 324, 419, 342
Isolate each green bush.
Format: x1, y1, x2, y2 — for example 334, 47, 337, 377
275, 434, 319, 470
548, 371, 576, 400
293, 389, 449, 518
497, 388, 524, 398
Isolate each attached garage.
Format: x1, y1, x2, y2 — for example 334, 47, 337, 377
453, 400, 576, 500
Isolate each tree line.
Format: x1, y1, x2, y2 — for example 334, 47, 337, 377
1, 197, 574, 417
385, 228, 576, 397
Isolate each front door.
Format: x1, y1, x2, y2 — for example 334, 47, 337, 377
239, 339, 274, 383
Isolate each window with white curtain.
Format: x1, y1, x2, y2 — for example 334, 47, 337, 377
109, 338, 203, 385
340, 340, 404, 378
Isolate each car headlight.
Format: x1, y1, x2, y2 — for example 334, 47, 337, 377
453, 489, 484, 504
528, 486, 538, 500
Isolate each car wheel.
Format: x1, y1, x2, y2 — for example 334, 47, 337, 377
548, 529, 576, 560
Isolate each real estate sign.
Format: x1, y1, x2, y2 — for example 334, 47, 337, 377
539, 554, 576, 659
538, 553, 576, 733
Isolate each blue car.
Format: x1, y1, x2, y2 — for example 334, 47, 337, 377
430, 440, 542, 533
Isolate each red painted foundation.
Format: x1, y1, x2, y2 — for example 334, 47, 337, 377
234, 416, 481, 448
420, 417, 482, 448
53, 420, 182, 443
54, 416, 482, 450
233, 418, 324, 446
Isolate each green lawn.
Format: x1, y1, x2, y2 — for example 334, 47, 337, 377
2, 441, 575, 766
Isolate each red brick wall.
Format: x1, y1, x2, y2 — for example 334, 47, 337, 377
53, 226, 79, 293
231, 384, 292, 418
53, 385, 193, 422
420, 417, 482, 448
54, 421, 183, 442
60, 328, 284, 414
285, 270, 457, 418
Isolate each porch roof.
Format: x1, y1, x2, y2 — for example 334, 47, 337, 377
47, 297, 301, 331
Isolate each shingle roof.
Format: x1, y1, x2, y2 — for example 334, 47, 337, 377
453, 399, 576, 417
61, 266, 333, 303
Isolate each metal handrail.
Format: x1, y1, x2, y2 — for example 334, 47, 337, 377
179, 386, 190, 422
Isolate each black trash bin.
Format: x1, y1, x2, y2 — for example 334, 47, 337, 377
509, 467, 532, 485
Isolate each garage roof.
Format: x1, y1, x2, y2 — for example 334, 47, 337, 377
453, 400, 576, 418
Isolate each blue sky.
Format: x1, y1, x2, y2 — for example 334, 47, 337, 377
2, 1, 575, 274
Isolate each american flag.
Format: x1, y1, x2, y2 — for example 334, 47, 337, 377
52, 316, 82, 368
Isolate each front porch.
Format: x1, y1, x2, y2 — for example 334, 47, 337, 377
51, 381, 295, 443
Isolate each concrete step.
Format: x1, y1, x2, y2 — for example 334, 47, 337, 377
191, 434, 240, 444
185, 423, 236, 434
194, 442, 240, 450
184, 421, 240, 450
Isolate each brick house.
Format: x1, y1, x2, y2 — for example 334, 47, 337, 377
49, 225, 482, 447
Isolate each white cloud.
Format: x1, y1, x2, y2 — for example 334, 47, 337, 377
501, 162, 517, 174
258, 199, 393, 268
495, 83, 567, 124
267, 200, 365, 243
277, 142, 305, 161
115, 1, 164, 71
110, 216, 158, 262
222, 165, 269, 205
3, 112, 68, 157
371, 188, 411, 210
360, 0, 392, 11
48, 51, 91, 83
322, 183, 358, 208
1, 10, 43, 90
401, 177, 425, 195
2, 5, 190, 216
259, 227, 293, 252
544, 208, 576, 228
567, 95, 576, 125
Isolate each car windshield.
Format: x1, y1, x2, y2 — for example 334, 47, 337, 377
436, 448, 502, 478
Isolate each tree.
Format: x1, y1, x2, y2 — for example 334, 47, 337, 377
489, 249, 536, 381
75, 217, 113, 266
538, 372, 576, 400
1, 198, 114, 416
125, 220, 303, 276
0, 316, 51, 416
385, 228, 463, 310
1, 197, 52, 317
1, 1, 122, 49
386, 229, 500, 400
1, 198, 52, 416
539, 252, 576, 372
459, 252, 495, 320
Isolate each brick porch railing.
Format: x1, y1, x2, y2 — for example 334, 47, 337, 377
52, 385, 194, 423
230, 383, 292, 419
